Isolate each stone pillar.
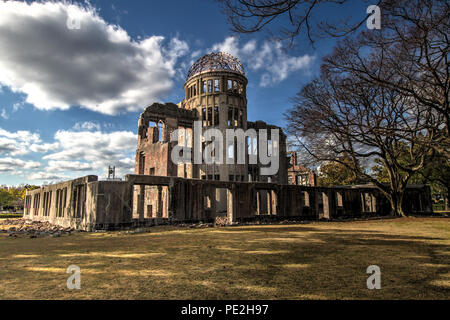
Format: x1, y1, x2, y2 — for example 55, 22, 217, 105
227, 187, 236, 223
322, 191, 332, 219
256, 190, 261, 215
267, 190, 272, 215
157, 186, 163, 218
304, 191, 310, 207
138, 185, 145, 221
271, 190, 277, 215
337, 191, 343, 207
371, 193, 377, 213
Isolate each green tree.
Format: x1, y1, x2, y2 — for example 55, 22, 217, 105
373, 152, 450, 210
0, 185, 40, 210
318, 155, 367, 187
0, 189, 14, 208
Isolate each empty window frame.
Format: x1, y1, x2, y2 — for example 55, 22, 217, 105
33, 194, 40, 216
157, 122, 164, 142
214, 79, 220, 92
207, 107, 212, 127
208, 80, 213, 93
202, 107, 207, 126
46, 192, 51, 216
227, 140, 235, 162
25, 195, 32, 214
58, 187, 67, 217
227, 79, 233, 90
139, 152, 146, 175
56, 190, 60, 216
228, 107, 233, 127
247, 137, 258, 156
214, 106, 219, 126
44, 191, 52, 216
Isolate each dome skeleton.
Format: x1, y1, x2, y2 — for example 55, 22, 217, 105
186, 52, 245, 81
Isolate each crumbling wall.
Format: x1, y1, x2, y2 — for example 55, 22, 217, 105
24, 175, 434, 231
24, 176, 132, 231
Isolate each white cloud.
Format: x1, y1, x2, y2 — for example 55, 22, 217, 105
210, 37, 314, 86
0, 126, 137, 181
0, 157, 40, 173
73, 121, 101, 131
190, 50, 202, 59
28, 172, 69, 181
46, 160, 94, 172
0, 128, 41, 156
0, 1, 189, 115
43, 129, 137, 178
29, 142, 60, 154
0, 109, 8, 119
12, 102, 24, 112
211, 37, 241, 58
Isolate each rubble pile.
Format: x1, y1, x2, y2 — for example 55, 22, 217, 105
0, 219, 78, 238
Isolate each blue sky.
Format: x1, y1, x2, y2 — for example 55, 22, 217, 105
0, 0, 369, 186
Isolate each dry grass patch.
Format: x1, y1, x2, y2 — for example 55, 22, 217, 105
0, 218, 448, 300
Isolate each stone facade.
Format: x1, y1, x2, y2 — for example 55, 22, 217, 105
287, 152, 317, 186
24, 175, 433, 231
134, 52, 287, 216
23, 176, 132, 231
22, 52, 435, 231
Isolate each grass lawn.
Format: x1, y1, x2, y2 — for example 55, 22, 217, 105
0, 214, 23, 219
0, 217, 449, 300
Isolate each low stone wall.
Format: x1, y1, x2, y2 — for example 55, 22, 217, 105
24, 175, 433, 231
24, 176, 131, 231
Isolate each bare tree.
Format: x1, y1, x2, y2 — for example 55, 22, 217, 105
324, 1, 449, 156
220, 1, 449, 141
285, 51, 440, 216
217, 0, 374, 44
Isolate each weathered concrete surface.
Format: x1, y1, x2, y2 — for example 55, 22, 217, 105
24, 176, 132, 231
24, 174, 433, 231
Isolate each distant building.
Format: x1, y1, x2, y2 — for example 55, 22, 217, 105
287, 152, 317, 186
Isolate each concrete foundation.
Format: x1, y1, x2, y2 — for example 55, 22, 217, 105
24, 175, 433, 231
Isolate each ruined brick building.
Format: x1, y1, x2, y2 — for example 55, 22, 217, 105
287, 152, 317, 187
23, 53, 434, 231
133, 52, 287, 218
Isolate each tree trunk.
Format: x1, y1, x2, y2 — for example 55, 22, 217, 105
445, 193, 449, 212
390, 191, 406, 217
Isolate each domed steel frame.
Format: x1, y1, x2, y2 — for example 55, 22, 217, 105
186, 52, 245, 81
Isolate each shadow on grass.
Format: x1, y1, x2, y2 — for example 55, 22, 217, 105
0, 221, 448, 299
